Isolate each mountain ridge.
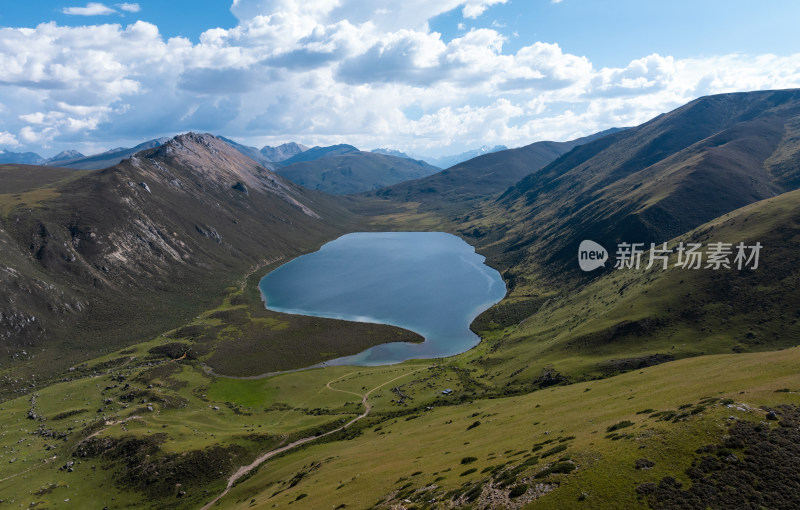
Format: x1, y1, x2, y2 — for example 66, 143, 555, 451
279, 143, 361, 165
372, 128, 624, 208
276, 150, 441, 194
423, 144, 508, 168
0, 133, 358, 386
463, 89, 800, 288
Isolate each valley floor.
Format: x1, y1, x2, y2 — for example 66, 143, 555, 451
2, 269, 799, 509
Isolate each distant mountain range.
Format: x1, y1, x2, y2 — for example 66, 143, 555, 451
370, 145, 512, 169
371, 148, 413, 159
48, 139, 170, 170
217, 136, 277, 168
420, 145, 509, 169
276, 150, 441, 194
1, 138, 516, 176
0, 138, 310, 171
47, 149, 85, 164
0, 139, 168, 169
279, 144, 361, 165
217, 138, 310, 168
0, 148, 86, 166
0, 150, 45, 165
374, 129, 622, 206
261, 142, 309, 162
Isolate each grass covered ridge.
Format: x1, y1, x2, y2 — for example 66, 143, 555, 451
215, 347, 800, 509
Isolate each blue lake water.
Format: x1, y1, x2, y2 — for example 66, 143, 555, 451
259, 232, 506, 366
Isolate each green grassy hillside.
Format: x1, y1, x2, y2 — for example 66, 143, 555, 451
461, 187, 800, 393
2, 182, 799, 510
217, 347, 800, 510
465, 90, 800, 283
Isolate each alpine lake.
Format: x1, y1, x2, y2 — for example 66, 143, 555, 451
259, 232, 506, 366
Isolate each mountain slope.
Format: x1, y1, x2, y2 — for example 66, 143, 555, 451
464, 89, 800, 285
277, 151, 441, 194
373, 129, 622, 207
0, 133, 358, 385
466, 186, 800, 387
280, 144, 360, 165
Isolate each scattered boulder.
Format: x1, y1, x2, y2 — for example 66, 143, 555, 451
231, 181, 248, 195
194, 225, 222, 244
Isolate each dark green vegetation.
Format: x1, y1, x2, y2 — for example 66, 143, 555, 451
277, 151, 440, 194
175, 274, 423, 377
3, 89, 800, 509
639, 405, 800, 510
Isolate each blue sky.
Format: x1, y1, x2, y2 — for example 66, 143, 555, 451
1, 1, 799, 157
431, 1, 800, 67
0, 1, 238, 42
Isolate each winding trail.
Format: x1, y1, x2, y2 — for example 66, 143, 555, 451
201, 367, 427, 509
84, 415, 142, 441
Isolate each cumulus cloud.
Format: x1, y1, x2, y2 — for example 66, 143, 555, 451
231, 0, 507, 31
0, 131, 19, 146
62, 2, 117, 16
590, 54, 675, 96
338, 30, 448, 86
2, 0, 800, 157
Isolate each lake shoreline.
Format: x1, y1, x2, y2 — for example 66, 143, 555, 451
258, 231, 506, 367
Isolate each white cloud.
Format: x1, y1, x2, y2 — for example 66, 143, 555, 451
462, 0, 508, 19
2, 0, 800, 157
591, 54, 675, 96
117, 3, 141, 13
0, 131, 19, 146
230, 0, 507, 31
19, 126, 56, 145
62, 2, 117, 16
